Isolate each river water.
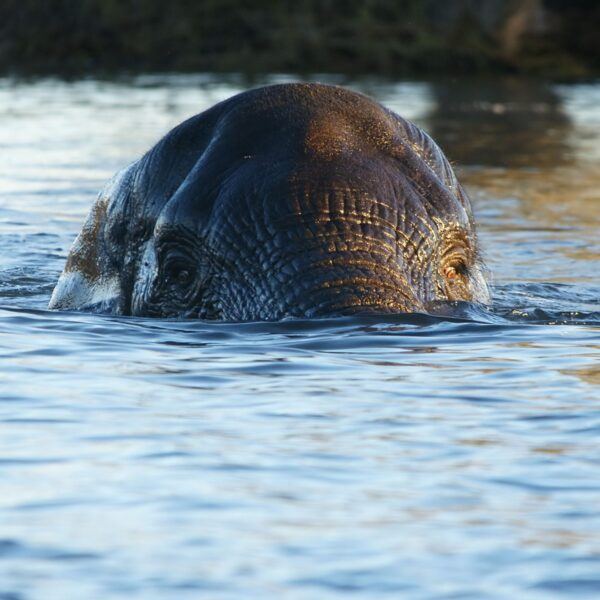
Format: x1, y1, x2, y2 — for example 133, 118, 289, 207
0, 75, 598, 599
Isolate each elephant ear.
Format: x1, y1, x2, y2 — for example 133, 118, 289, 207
49, 105, 224, 314
49, 164, 137, 314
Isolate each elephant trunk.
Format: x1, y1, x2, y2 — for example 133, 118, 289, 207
213, 244, 427, 320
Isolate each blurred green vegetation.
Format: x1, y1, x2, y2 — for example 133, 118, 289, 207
0, 0, 598, 78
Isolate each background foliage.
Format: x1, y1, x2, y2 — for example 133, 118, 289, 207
0, 0, 598, 77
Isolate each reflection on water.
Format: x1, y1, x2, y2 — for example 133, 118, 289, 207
0, 75, 599, 599
427, 78, 573, 168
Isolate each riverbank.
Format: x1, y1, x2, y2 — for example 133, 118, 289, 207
1, 1, 598, 80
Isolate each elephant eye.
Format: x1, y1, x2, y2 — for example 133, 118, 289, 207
175, 268, 192, 285
165, 259, 194, 286
444, 265, 459, 280
442, 259, 467, 281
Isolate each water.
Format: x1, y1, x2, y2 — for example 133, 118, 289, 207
0, 74, 599, 599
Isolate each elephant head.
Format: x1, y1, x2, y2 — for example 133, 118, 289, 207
49, 83, 490, 320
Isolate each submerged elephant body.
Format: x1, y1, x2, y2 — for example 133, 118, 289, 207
49, 83, 489, 320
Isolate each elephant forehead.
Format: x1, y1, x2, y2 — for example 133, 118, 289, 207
154, 123, 470, 242
209, 83, 405, 163
302, 109, 400, 160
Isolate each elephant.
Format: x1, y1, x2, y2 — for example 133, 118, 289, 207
49, 83, 490, 320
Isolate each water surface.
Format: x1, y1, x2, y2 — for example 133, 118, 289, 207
0, 75, 599, 599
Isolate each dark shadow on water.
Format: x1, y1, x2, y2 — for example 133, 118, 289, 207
425, 78, 573, 169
